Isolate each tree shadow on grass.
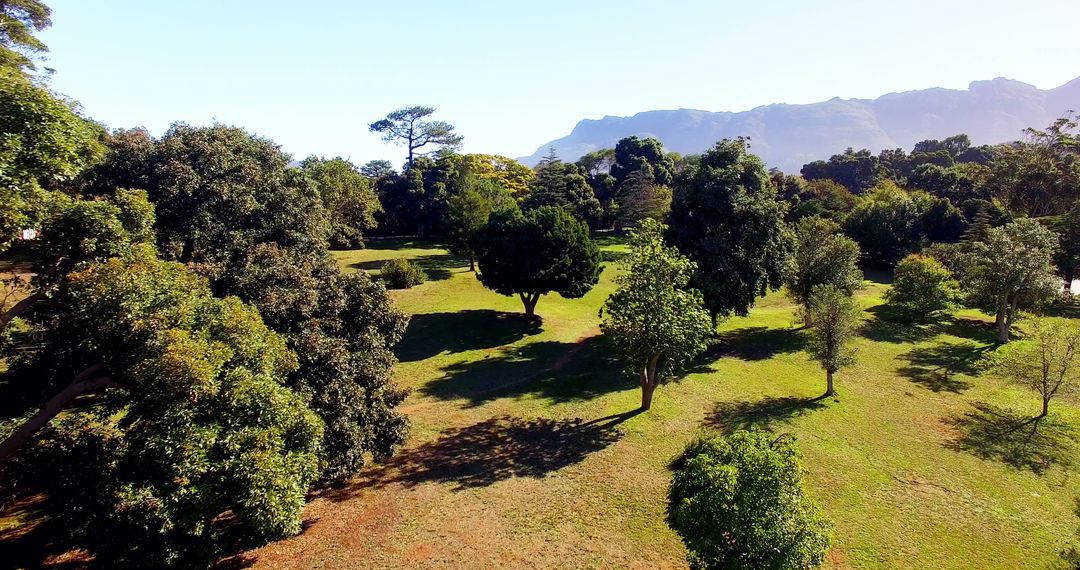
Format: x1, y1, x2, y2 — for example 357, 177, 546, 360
350, 253, 465, 282
862, 305, 998, 345
418, 335, 628, 406
709, 326, 808, 362
704, 396, 827, 435
326, 412, 635, 495
897, 342, 991, 393
394, 310, 542, 362
0, 494, 95, 569
945, 402, 1077, 474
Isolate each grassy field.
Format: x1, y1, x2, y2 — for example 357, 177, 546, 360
230, 237, 1080, 569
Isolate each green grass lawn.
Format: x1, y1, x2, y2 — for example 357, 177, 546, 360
243, 237, 1080, 569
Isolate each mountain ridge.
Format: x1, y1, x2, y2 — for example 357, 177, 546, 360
520, 76, 1080, 171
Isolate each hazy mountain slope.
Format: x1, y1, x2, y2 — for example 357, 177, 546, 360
520, 77, 1080, 171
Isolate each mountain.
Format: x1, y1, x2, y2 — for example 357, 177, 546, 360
519, 76, 1080, 172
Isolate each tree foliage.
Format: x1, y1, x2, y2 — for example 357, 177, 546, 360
667, 139, 792, 324
988, 317, 1080, 418
0, 0, 51, 71
523, 150, 602, 227
884, 254, 959, 317
600, 219, 711, 410
4, 253, 323, 566
668, 430, 832, 570
301, 156, 381, 249
960, 219, 1060, 343
474, 205, 601, 317
806, 284, 862, 396
987, 114, 1080, 217
785, 216, 862, 312
368, 106, 463, 167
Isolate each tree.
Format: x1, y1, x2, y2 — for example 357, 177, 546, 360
0, 0, 51, 71
987, 115, 1080, 217
474, 206, 601, 318
990, 318, 1080, 419
0, 252, 323, 565
91, 124, 411, 481
444, 176, 514, 271
611, 136, 675, 186
668, 430, 832, 570
801, 147, 879, 193
369, 106, 463, 167
962, 219, 1060, 343
667, 139, 792, 326
0, 68, 104, 250
785, 216, 863, 318
301, 156, 381, 249
884, 254, 959, 317
615, 170, 672, 227
806, 284, 862, 397
1051, 200, 1080, 286
360, 159, 395, 181
842, 182, 960, 266
524, 151, 602, 227
600, 219, 712, 410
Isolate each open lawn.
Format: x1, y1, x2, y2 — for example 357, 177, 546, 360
229, 237, 1080, 569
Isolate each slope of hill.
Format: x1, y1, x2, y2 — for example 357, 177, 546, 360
520, 76, 1080, 171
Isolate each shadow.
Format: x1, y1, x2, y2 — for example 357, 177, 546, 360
704, 396, 827, 435
326, 413, 634, 494
0, 495, 93, 569
709, 326, 807, 361
362, 238, 450, 251
897, 342, 990, 393
394, 310, 542, 362
861, 306, 997, 345
945, 402, 1077, 474
349, 253, 465, 282
1041, 302, 1080, 320
419, 335, 628, 406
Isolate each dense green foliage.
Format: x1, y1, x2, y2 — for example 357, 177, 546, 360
806, 284, 862, 396
600, 219, 711, 410
668, 430, 832, 570
884, 254, 959, 317
959, 218, 1060, 342
474, 205, 601, 317
301, 156, 381, 249
9, 253, 323, 566
523, 150, 602, 227
667, 139, 792, 324
785, 216, 862, 312
0, 0, 51, 71
381, 257, 427, 289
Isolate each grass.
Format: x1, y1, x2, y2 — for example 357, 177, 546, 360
6, 236, 1080, 568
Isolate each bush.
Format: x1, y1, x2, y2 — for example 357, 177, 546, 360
885, 254, 959, 316
668, 430, 832, 570
380, 258, 426, 289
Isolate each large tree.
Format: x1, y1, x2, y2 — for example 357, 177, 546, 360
667, 139, 792, 326
1, 252, 323, 566
611, 135, 675, 186
987, 115, 1080, 218
369, 106, 463, 167
523, 149, 602, 227
443, 176, 515, 271
600, 219, 712, 410
785, 215, 863, 318
474, 205, 601, 318
961, 218, 1060, 343
0, 0, 51, 71
301, 156, 381, 249
90, 124, 411, 481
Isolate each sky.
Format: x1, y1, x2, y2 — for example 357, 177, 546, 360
36, 0, 1080, 167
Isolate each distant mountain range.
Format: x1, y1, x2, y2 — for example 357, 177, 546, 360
519, 76, 1080, 172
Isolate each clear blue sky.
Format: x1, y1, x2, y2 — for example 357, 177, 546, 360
37, 0, 1080, 167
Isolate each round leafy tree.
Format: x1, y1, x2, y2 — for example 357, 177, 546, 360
668, 430, 832, 570
474, 205, 601, 317
600, 219, 712, 410
884, 254, 959, 317
667, 139, 792, 326
785, 215, 863, 316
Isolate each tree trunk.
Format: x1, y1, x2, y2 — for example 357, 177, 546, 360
825, 370, 835, 397
520, 293, 540, 318
1, 291, 43, 329
0, 364, 117, 466
469, 256, 476, 272
1039, 395, 1050, 419
640, 353, 661, 411
710, 311, 719, 331
995, 305, 1010, 344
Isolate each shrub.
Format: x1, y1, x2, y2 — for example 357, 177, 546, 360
668, 430, 832, 570
884, 254, 959, 316
380, 258, 426, 289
